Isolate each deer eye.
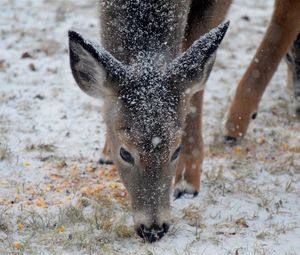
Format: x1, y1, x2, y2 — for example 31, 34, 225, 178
120, 147, 134, 165
171, 145, 182, 161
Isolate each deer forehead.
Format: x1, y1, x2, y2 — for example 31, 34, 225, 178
115, 61, 181, 135
118, 104, 182, 152
112, 104, 181, 161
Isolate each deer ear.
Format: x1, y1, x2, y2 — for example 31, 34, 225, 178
166, 21, 229, 94
68, 31, 126, 98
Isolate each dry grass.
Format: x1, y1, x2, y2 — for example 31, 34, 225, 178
1, 0, 300, 253
0, 195, 134, 254
0, 143, 11, 161
0, 208, 9, 233
25, 144, 57, 153
182, 205, 203, 228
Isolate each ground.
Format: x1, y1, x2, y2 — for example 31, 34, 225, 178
1, 0, 300, 254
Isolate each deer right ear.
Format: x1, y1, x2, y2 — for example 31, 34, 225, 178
68, 31, 126, 98
165, 21, 229, 94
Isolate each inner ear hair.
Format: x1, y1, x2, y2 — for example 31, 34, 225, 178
70, 42, 107, 98
165, 21, 229, 90
186, 53, 216, 95
68, 30, 127, 98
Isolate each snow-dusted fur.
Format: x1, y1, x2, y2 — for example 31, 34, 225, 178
2, 0, 300, 253
286, 33, 300, 115
68, 0, 229, 242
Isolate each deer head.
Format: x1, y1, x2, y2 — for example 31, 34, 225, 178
68, 21, 229, 242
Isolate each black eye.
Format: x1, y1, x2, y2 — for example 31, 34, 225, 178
171, 145, 182, 161
120, 147, 134, 165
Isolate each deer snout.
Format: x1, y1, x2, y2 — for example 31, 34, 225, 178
135, 222, 169, 242
133, 209, 171, 242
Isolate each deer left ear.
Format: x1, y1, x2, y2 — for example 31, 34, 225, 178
68, 31, 126, 98
166, 21, 229, 94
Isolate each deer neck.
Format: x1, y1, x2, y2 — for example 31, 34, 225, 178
99, 0, 191, 64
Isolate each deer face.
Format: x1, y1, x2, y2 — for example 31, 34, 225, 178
68, 21, 229, 242
105, 63, 184, 242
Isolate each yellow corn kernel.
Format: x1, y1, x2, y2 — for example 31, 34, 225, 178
283, 143, 289, 150
109, 183, 120, 189
36, 201, 43, 207
14, 242, 23, 249
234, 146, 242, 155
58, 226, 65, 233
256, 137, 265, 145
23, 161, 30, 167
86, 167, 95, 173
18, 223, 24, 230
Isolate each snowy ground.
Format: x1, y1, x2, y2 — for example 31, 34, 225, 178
1, 0, 300, 254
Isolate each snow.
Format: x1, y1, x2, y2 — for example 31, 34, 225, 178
152, 137, 162, 148
1, 0, 300, 254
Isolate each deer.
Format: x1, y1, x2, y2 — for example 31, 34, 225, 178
68, 0, 230, 242
224, 0, 300, 144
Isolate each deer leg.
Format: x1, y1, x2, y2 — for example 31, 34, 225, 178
174, 0, 231, 198
98, 134, 113, 165
286, 65, 294, 89
286, 33, 300, 117
174, 91, 204, 198
225, 0, 300, 144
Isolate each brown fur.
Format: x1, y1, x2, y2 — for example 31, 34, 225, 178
175, 0, 232, 194
100, 0, 232, 197
100, 0, 300, 211
100, 1, 233, 196
69, 0, 229, 241
69, 0, 300, 241
225, 0, 300, 140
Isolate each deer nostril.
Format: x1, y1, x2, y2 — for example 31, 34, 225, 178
162, 223, 169, 233
136, 223, 169, 242
136, 224, 146, 239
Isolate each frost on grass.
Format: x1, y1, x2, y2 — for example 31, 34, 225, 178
0, 143, 11, 161
1, 0, 300, 254
0, 198, 133, 254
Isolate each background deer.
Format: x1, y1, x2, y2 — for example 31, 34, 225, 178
69, 0, 230, 242
224, 0, 300, 143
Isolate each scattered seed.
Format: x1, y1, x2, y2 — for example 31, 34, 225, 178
28, 63, 36, 71
21, 52, 33, 59
17, 223, 24, 230
235, 218, 249, 228
57, 226, 65, 233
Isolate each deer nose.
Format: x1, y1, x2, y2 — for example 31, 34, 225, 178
136, 223, 169, 242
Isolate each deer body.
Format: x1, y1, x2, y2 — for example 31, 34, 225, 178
69, 0, 229, 242
100, 1, 189, 64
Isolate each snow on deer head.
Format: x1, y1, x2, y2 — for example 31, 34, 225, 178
68, 21, 229, 242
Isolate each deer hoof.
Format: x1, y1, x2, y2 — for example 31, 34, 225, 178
174, 189, 198, 199
174, 181, 198, 199
224, 135, 238, 146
